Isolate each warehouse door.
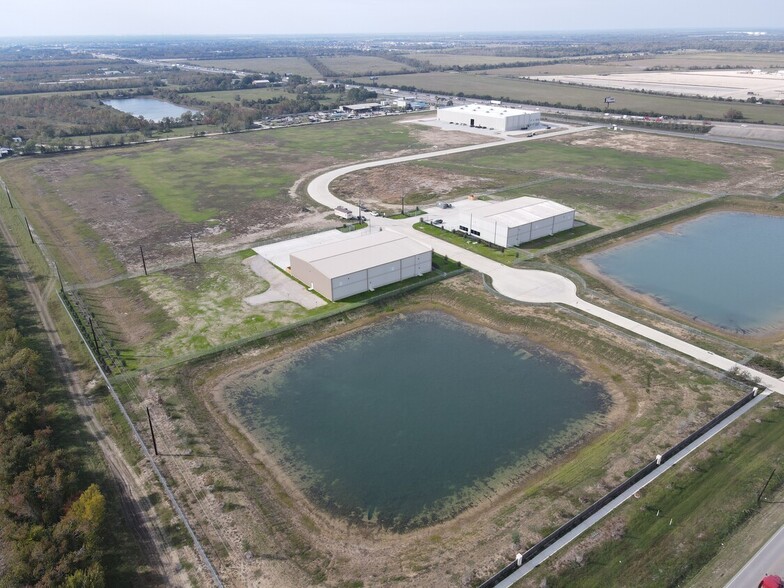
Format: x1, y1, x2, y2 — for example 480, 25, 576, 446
470, 118, 475, 127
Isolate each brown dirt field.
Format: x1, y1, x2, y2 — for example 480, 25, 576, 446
140, 274, 746, 587
331, 163, 496, 212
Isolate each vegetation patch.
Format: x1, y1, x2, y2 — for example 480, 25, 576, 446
528, 401, 784, 588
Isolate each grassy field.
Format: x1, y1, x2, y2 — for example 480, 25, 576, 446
406, 51, 784, 72
184, 57, 322, 78
400, 134, 728, 228
183, 87, 344, 105
522, 400, 784, 588
363, 72, 784, 123
0, 114, 435, 283
404, 53, 550, 67
319, 55, 414, 75
87, 251, 341, 368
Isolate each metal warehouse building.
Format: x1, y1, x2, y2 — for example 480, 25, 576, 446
458, 196, 575, 247
290, 231, 432, 301
437, 104, 540, 131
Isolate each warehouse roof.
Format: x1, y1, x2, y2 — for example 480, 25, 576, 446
466, 196, 574, 226
291, 231, 431, 279
439, 104, 538, 119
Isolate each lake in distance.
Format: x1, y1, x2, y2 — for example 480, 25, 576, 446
589, 211, 784, 333
225, 311, 607, 530
103, 97, 199, 122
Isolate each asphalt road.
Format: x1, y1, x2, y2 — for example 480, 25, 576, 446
725, 522, 784, 588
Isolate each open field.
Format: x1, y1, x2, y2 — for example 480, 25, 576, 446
334, 129, 783, 230
363, 72, 784, 123
531, 70, 784, 101
519, 398, 784, 588
404, 52, 554, 67
478, 52, 784, 78
318, 55, 414, 75
0, 114, 481, 285
183, 57, 322, 77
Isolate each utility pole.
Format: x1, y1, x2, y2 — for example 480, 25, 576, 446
140, 245, 148, 276
147, 407, 158, 456
25, 217, 34, 244
758, 469, 776, 504
190, 234, 197, 264
55, 263, 64, 292
88, 317, 99, 352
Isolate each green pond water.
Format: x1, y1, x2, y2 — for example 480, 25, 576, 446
226, 311, 608, 530
590, 212, 784, 334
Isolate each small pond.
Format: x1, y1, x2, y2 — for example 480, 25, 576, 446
103, 97, 199, 122
588, 211, 784, 334
225, 311, 608, 530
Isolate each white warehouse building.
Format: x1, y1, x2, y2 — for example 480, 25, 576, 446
437, 104, 540, 131
290, 231, 432, 301
458, 196, 575, 247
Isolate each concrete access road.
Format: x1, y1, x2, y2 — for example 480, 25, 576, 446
725, 522, 784, 588
306, 125, 784, 396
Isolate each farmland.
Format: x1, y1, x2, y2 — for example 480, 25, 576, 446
318, 54, 414, 75
183, 57, 322, 77
362, 72, 784, 123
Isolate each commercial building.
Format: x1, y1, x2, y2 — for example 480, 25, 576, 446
437, 104, 540, 131
341, 102, 382, 115
290, 231, 432, 301
457, 196, 575, 247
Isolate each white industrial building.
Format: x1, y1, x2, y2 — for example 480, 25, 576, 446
290, 231, 432, 301
437, 104, 540, 131
457, 196, 575, 247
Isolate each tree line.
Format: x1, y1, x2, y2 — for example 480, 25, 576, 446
0, 280, 109, 586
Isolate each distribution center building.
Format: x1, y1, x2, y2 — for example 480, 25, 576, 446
290, 231, 432, 301
437, 104, 540, 131
457, 196, 575, 247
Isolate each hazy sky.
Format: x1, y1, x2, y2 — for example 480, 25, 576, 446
1, 0, 779, 37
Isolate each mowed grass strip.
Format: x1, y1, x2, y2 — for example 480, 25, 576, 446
365, 72, 784, 124
527, 403, 784, 588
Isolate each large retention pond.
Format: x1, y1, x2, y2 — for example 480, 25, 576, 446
225, 311, 608, 530
589, 212, 784, 334
103, 97, 199, 122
